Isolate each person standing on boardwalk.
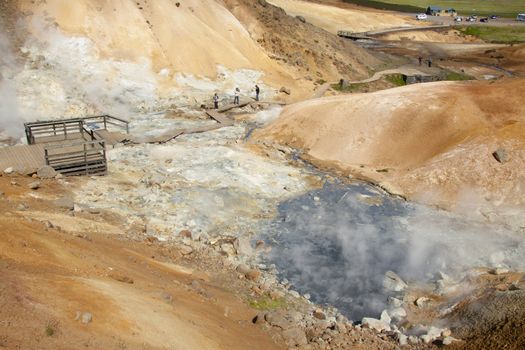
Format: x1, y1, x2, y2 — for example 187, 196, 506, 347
255, 85, 260, 101
234, 87, 240, 105
213, 93, 219, 109
428, 56, 433, 68
418, 56, 422, 66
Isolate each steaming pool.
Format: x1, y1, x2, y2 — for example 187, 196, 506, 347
261, 181, 524, 321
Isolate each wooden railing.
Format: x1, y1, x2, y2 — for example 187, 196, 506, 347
24, 115, 129, 145
82, 115, 130, 134
24, 119, 85, 145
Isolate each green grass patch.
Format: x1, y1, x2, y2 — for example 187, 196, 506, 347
443, 70, 474, 81
343, 0, 524, 18
331, 82, 366, 92
458, 25, 525, 43
385, 74, 406, 86
45, 325, 55, 337
249, 296, 286, 310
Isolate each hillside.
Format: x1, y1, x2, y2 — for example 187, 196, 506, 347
0, 0, 383, 134
253, 78, 525, 221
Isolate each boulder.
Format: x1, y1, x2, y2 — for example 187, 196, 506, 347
236, 263, 251, 275
282, 327, 308, 346
313, 308, 326, 320
81, 312, 92, 324
296, 15, 306, 23
3, 167, 13, 174
265, 310, 293, 329
421, 326, 444, 344
37, 165, 57, 179
279, 86, 291, 95
383, 271, 407, 292
233, 236, 253, 256
492, 149, 508, 163
28, 181, 41, 190
362, 311, 391, 333
245, 269, 261, 281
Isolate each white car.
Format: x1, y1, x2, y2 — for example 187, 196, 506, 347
454, 16, 462, 22
416, 13, 427, 20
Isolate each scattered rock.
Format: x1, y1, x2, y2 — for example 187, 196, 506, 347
296, 15, 306, 23
362, 311, 391, 333
265, 310, 293, 329
490, 267, 509, 275
421, 326, 444, 344
282, 327, 308, 346
80, 312, 92, 324
442, 336, 458, 345
236, 263, 251, 275
257, 0, 267, 7
279, 86, 291, 95
55, 173, 64, 179
397, 332, 408, 346
180, 245, 194, 255
233, 236, 253, 256
10, 180, 17, 186
109, 273, 134, 284
388, 307, 406, 320
245, 269, 261, 281
17, 203, 28, 211
37, 165, 57, 179
54, 196, 75, 210
313, 308, 326, 320
220, 243, 235, 256
3, 167, 13, 174
179, 229, 192, 239
415, 296, 431, 308
383, 271, 407, 292
28, 181, 41, 190
492, 149, 508, 163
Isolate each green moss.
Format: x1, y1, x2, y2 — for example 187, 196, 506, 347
385, 74, 406, 86
249, 296, 286, 310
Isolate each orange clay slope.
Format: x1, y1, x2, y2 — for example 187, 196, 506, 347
253, 78, 525, 212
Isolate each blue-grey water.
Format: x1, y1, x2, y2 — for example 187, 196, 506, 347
261, 181, 523, 321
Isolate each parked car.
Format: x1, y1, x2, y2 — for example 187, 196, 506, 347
454, 16, 463, 22
490, 15, 498, 19
480, 17, 489, 23
517, 14, 525, 22
416, 13, 427, 20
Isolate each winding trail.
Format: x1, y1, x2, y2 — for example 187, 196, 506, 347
312, 65, 438, 98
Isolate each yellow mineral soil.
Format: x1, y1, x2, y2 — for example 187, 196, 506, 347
253, 78, 525, 211
267, 0, 420, 34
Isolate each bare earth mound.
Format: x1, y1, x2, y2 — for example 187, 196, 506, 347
253, 78, 525, 219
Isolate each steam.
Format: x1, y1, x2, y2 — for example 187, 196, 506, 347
0, 25, 22, 140
263, 182, 524, 320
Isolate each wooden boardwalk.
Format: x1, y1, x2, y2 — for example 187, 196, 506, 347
0, 144, 46, 172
